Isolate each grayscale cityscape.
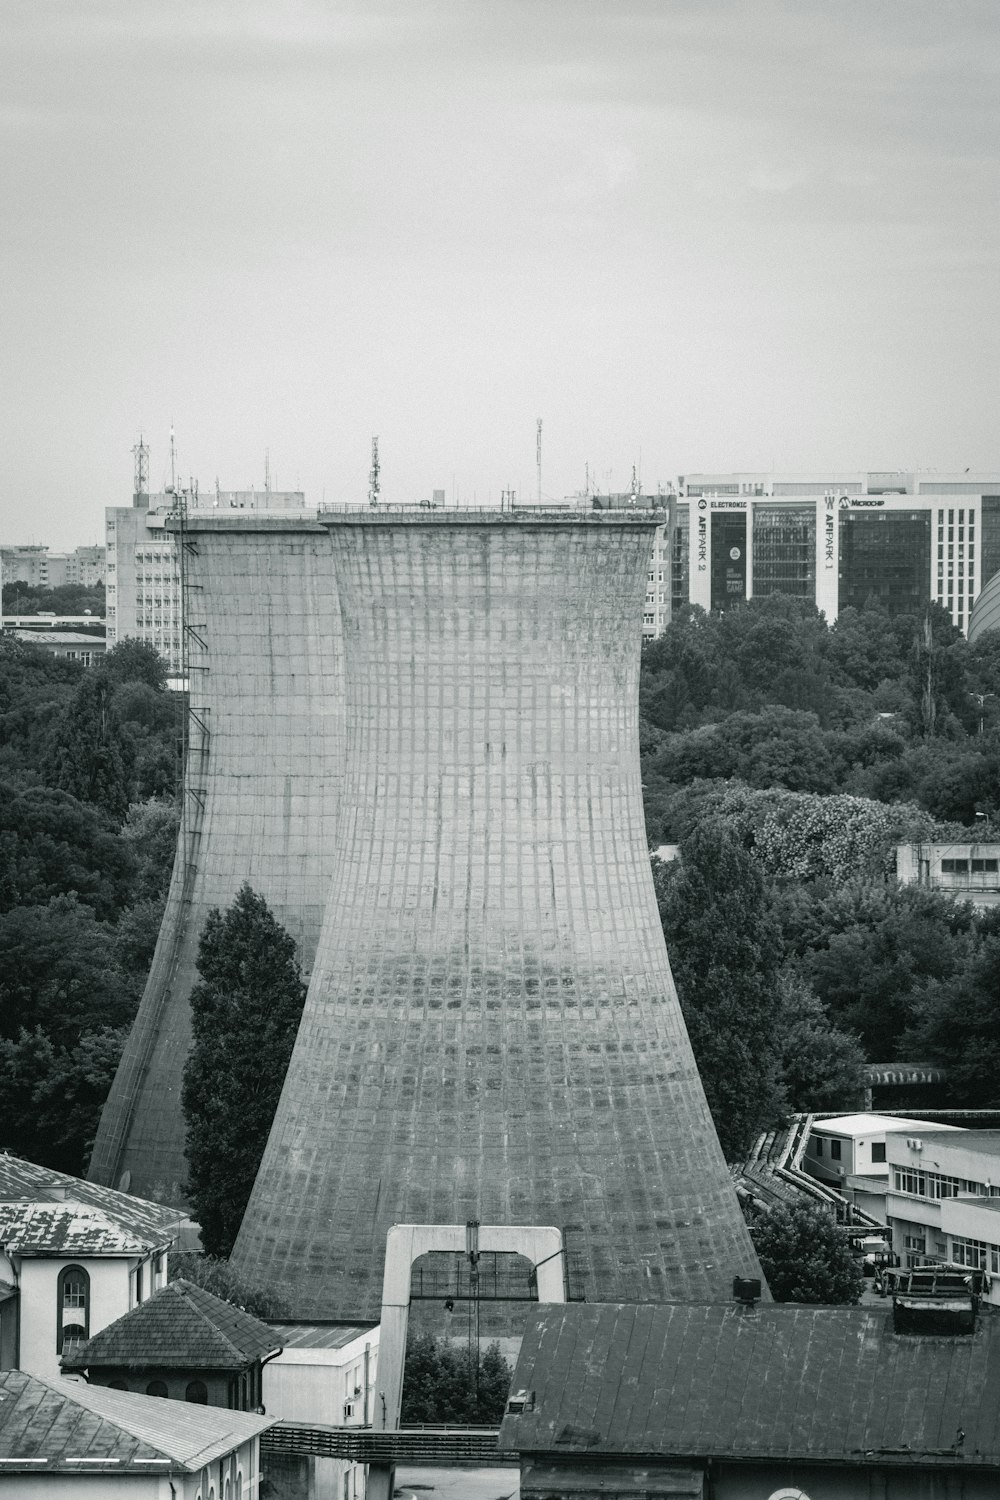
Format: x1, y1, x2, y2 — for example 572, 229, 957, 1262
1, 5, 999, 1499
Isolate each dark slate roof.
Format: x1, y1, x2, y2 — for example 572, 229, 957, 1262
499, 1302, 1000, 1468
0, 1153, 186, 1243
0, 1202, 169, 1257
66, 1279, 282, 1371
0, 1369, 272, 1473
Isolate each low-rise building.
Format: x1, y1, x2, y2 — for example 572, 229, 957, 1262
0, 1155, 190, 1383
65, 1278, 282, 1410
803, 1113, 956, 1223
263, 1322, 378, 1500
0, 1367, 272, 1496
9, 630, 105, 667
501, 1298, 1000, 1499
897, 841, 1000, 906
886, 1128, 1000, 1296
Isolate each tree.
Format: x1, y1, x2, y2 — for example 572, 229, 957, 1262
0, 1025, 127, 1175
746, 1200, 863, 1304
775, 971, 865, 1113
401, 1333, 512, 1425
182, 885, 307, 1257
0, 894, 136, 1044
167, 1251, 290, 1320
42, 671, 134, 822
658, 820, 784, 1158
102, 639, 168, 692
904, 931, 1000, 1106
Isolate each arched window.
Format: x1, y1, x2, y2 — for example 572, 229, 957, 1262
186, 1380, 208, 1404
146, 1380, 168, 1398
56, 1266, 90, 1353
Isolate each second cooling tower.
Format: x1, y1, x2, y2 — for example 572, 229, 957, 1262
232, 509, 764, 1317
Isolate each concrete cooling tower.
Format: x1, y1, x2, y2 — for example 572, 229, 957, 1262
231, 509, 765, 1317
88, 517, 343, 1202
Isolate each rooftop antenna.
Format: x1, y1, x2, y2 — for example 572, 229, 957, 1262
629, 464, 638, 504
369, 435, 380, 508
132, 434, 149, 503
536, 418, 542, 503
169, 426, 177, 494
265, 449, 271, 495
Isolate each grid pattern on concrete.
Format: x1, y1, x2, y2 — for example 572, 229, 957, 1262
89, 521, 343, 1201
232, 514, 763, 1316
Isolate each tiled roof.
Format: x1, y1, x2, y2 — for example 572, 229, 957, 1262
500, 1302, 1000, 1467
66, 1279, 282, 1370
0, 1369, 272, 1473
0, 1154, 186, 1243
0, 1201, 169, 1257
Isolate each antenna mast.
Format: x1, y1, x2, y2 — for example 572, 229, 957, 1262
369, 435, 381, 508
265, 448, 271, 495
169, 426, 177, 494
536, 418, 542, 503
132, 434, 149, 504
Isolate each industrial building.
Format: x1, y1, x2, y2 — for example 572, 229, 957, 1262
88, 515, 343, 1204
229, 507, 763, 1318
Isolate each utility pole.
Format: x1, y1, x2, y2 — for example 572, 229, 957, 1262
369, 436, 381, 508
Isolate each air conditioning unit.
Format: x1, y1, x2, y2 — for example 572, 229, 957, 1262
906, 1138, 923, 1151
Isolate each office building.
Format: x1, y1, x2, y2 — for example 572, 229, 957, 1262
665, 471, 1000, 635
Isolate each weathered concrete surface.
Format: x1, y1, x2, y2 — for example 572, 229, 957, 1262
88, 518, 343, 1202
232, 511, 764, 1316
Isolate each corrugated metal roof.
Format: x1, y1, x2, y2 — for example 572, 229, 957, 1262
268, 1322, 375, 1350
500, 1303, 1000, 1466
0, 1202, 169, 1256
0, 1369, 273, 1471
65, 1279, 282, 1370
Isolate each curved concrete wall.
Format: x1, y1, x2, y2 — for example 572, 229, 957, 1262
89, 518, 343, 1202
969, 570, 1000, 644
232, 511, 764, 1317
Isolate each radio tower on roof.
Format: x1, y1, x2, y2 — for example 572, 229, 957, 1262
368, 435, 380, 508
132, 435, 149, 506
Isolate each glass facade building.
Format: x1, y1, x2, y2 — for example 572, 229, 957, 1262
839, 509, 932, 617
752, 504, 816, 600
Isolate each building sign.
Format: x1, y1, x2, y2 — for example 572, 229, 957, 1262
840, 496, 885, 508
710, 498, 748, 511
825, 495, 836, 569
696, 499, 708, 572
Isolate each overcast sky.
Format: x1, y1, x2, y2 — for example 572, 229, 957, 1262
2, 0, 998, 546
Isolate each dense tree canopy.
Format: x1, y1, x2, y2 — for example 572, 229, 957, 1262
182, 885, 307, 1257
746, 1200, 864, 1304
657, 820, 785, 1159
401, 1334, 513, 1425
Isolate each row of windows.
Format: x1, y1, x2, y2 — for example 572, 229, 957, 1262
892, 1168, 999, 1199
941, 858, 1000, 874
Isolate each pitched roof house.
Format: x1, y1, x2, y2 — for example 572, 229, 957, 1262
0, 1367, 273, 1496
0, 1154, 187, 1382
65, 1278, 282, 1410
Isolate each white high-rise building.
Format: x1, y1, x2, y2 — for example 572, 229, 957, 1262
105, 485, 309, 677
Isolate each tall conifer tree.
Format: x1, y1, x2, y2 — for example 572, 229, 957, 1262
182, 885, 306, 1256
